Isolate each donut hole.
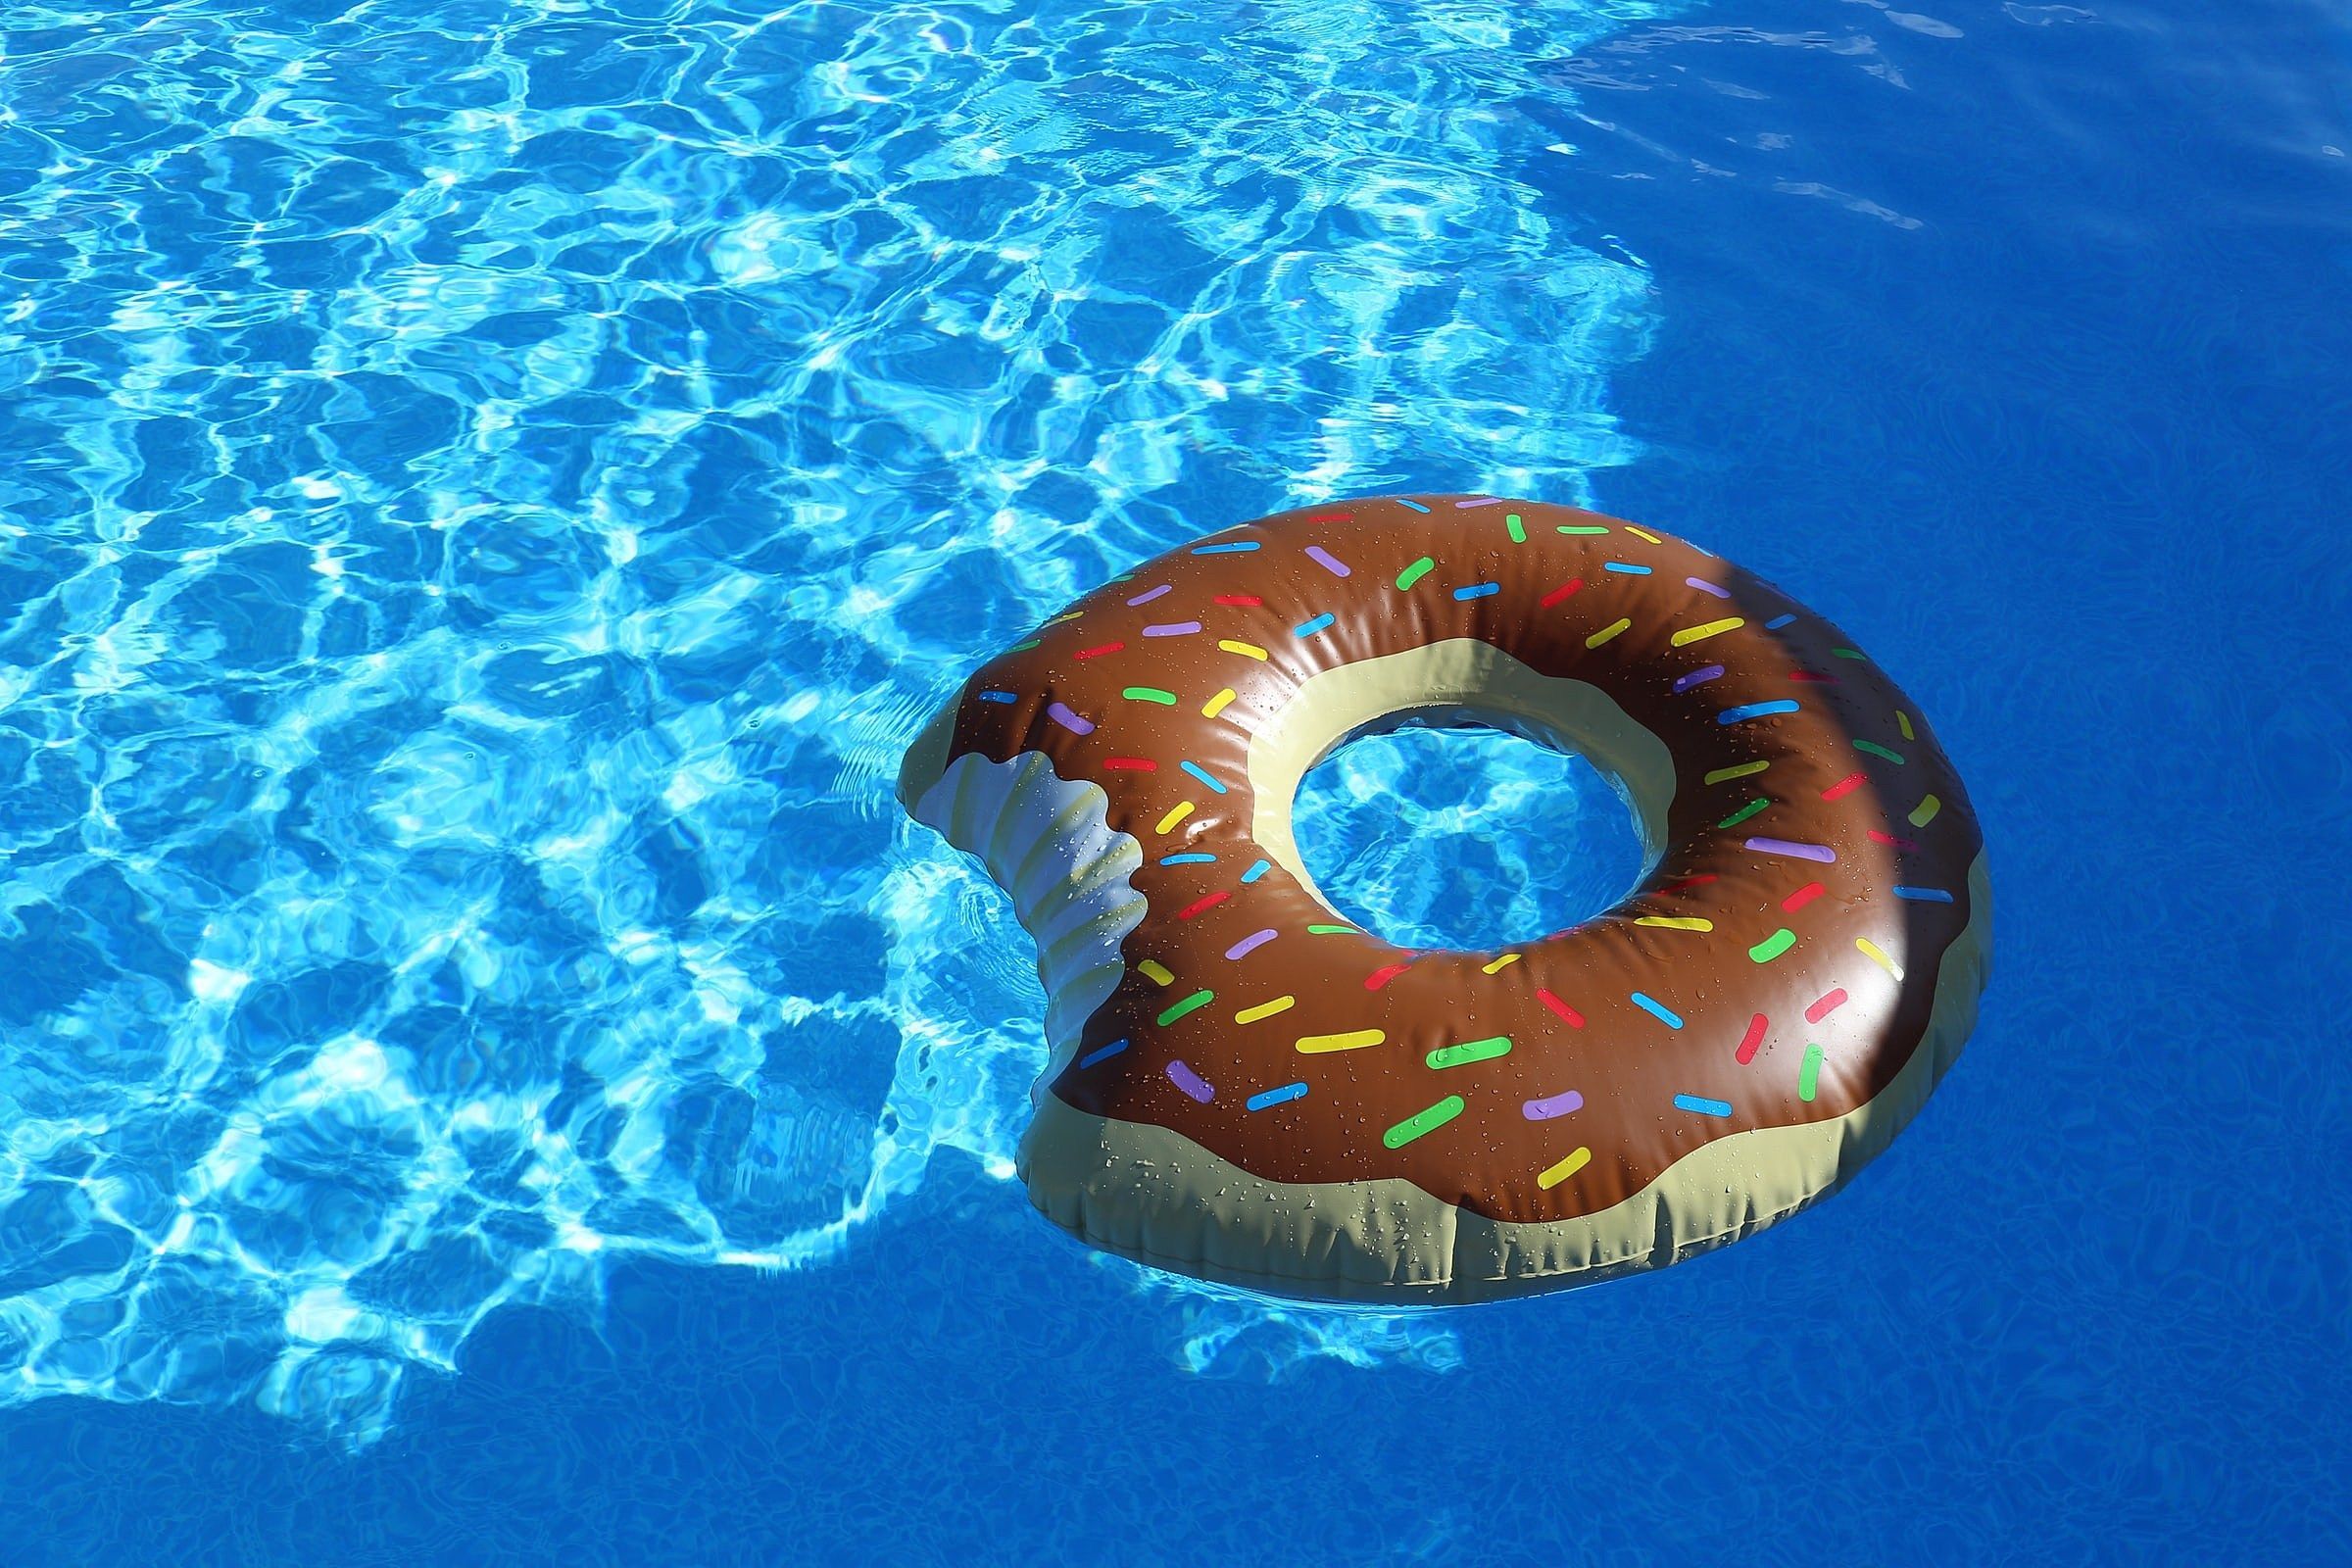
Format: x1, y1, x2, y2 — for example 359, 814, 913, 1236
1291, 722, 1650, 952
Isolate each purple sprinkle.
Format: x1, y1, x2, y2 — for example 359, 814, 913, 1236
1687, 576, 1730, 598
1305, 545, 1351, 577
1047, 702, 1094, 735
1225, 928, 1278, 960
1673, 665, 1727, 692
1126, 584, 1172, 606
1142, 621, 1202, 637
1746, 836, 1837, 863
1166, 1059, 1215, 1102
1453, 496, 1507, 509
1522, 1089, 1585, 1121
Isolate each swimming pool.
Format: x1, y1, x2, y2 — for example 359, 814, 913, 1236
2, 0, 2347, 1561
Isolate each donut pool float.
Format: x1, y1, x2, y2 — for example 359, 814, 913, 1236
898, 495, 1990, 1302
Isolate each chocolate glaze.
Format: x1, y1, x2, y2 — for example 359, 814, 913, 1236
918, 497, 1983, 1226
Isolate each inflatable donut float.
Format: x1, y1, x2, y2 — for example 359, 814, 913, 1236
898, 495, 1990, 1303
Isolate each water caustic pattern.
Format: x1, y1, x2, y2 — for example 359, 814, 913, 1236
0, 0, 1671, 1436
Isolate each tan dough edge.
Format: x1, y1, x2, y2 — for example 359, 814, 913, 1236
1019, 849, 1992, 1304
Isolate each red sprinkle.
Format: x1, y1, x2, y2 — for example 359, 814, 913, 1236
1663, 873, 1719, 892
1868, 830, 1920, 850
1102, 758, 1157, 771
1176, 891, 1230, 921
1821, 771, 1869, 802
1536, 989, 1586, 1028
1782, 881, 1827, 912
1805, 988, 1848, 1024
1212, 594, 1263, 607
1788, 671, 1839, 684
1735, 1012, 1769, 1065
1364, 962, 1412, 991
1074, 642, 1125, 661
1540, 577, 1586, 609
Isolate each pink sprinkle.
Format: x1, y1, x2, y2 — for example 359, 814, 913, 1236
1805, 989, 1848, 1024
1225, 929, 1278, 960
1687, 576, 1730, 598
1047, 702, 1093, 735
1126, 584, 1172, 606
1305, 545, 1351, 577
1166, 1060, 1215, 1102
1142, 621, 1201, 637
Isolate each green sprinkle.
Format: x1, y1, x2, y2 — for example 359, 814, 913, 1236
1427, 1037, 1512, 1069
1008, 639, 1041, 652
1506, 514, 1526, 543
1122, 687, 1177, 705
1396, 557, 1435, 590
1383, 1095, 1465, 1149
1798, 1043, 1824, 1102
1831, 648, 1866, 661
1156, 990, 1213, 1026
1306, 924, 1359, 935
1716, 798, 1771, 829
1748, 928, 1796, 963
1556, 524, 1610, 535
1854, 739, 1905, 763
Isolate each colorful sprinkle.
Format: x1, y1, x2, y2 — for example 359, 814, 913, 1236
1075, 642, 1125, 660
1365, 962, 1413, 991
1234, 994, 1295, 1023
1687, 576, 1730, 598
1078, 1038, 1130, 1068
1630, 992, 1684, 1028
1124, 686, 1178, 705
1869, 829, 1921, 849
1831, 648, 1866, 661
1675, 1093, 1733, 1118
1704, 760, 1771, 784
1294, 613, 1336, 638
1193, 540, 1260, 555
1226, 929, 1279, 961
1396, 557, 1436, 590
1537, 1148, 1592, 1189
1673, 665, 1727, 692
1747, 836, 1837, 863
1716, 799, 1771, 829
1857, 936, 1902, 978
1384, 1096, 1465, 1149
1201, 688, 1237, 718
1306, 924, 1358, 935
1138, 959, 1175, 986
1126, 585, 1172, 606
1625, 526, 1663, 544
1219, 639, 1268, 660
1104, 757, 1157, 771
1854, 739, 1905, 763
1506, 514, 1527, 543
1909, 795, 1942, 827
1636, 915, 1715, 932
1765, 612, 1797, 630
1523, 1090, 1584, 1121
1241, 858, 1272, 883
1297, 1029, 1385, 1054
1157, 990, 1213, 1026
1155, 802, 1196, 834
1454, 497, 1501, 508
1176, 890, 1229, 920
979, 690, 1017, 704
1748, 928, 1796, 963
1179, 760, 1227, 794
1541, 577, 1585, 607
1893, 885, 1954, 903
1047, 702, 1095, 735
1821, 771, 1869, 802
1536, 989, 1586, 1027
1556, 523, 1610, 535
1428, 1037, 1512, 1069
1736, 1012, 1769, 1064
1159, 853, 1215, 865
1482, 952, 1522, 973
1719, 700, 1799, 724
1395, 499, 1432, 514
1604, 562, 1652, 575
1670, 616, 1744, 647
1247, 1082, 1308, 1112
1897, 710, 1916, 742
1798, 1044, 1824, 1102
1214, 593, 1262, 607
1587, 617, 1632, 649
1781, 881, 1827, 912
1804, 988, 1849, 1024
1453, 582, 1501, 601
1305, 545, 1351, 577
1167, 1060, 1215, 1102
1143, 620, 1201, 638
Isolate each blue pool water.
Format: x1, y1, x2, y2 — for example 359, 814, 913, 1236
2, 0, 2347, 1560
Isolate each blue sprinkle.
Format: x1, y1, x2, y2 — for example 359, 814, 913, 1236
1159, 853, 1216, 866
1630, 992, 1685, 1028
1078, 1039, 1130, 1068
1451, 582, 1501, 601
1194, 540, 1261, 555
1893, 886, 1955, 903
1674, 1093, 1734, 1118
1295, 612, 1336, 637
978, 690, 1018, 704
1241, 858, 1273, 884
1718, 700, 1801, 724
1179, 760, 1227, 795
1247, 1082, 1310, 1112
1766, 612, 1798, 629
1604, 562, 1652, 575
1395, 498, 1432, 514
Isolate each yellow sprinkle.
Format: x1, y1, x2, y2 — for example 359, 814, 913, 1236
1218, 639, 1267, 661
1856, 936, 1903, 979
1908, 794, 1942, 828
1537, 1148, 1592, 1190
1703, 760, 1771, 785
1635, 916, 1714, 932
1235, 996, 1296, 1025
1295, 1029, 1386, 1054
1897, 710, 1915, 742
1481, 953, 1522, 974
1154, 802, 1195, 835
1201, 687, 1237, 718
1138, 959, 1175, 987
1625, 526, 1663, 544
1045, 611, 1083, 624
1586, 617, 1631, 649
1670, 616, 1744, 647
